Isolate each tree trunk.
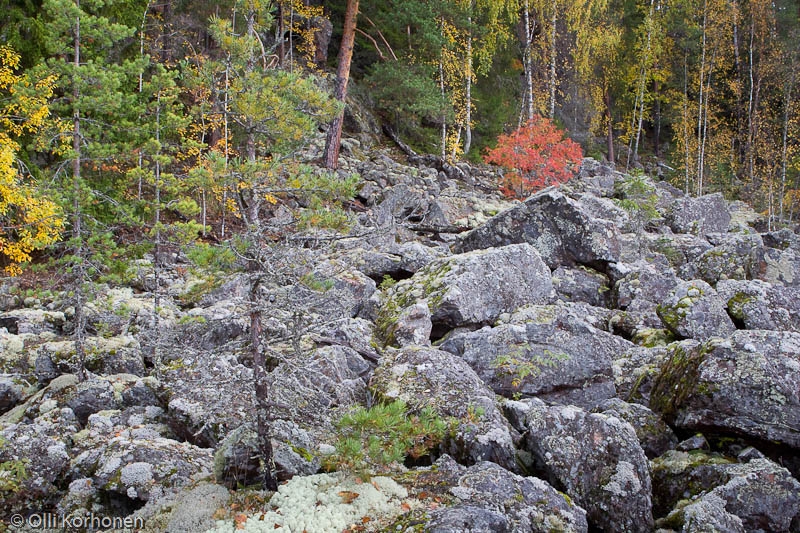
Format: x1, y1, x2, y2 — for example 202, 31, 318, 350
323, 0, 359, 170
523, 0, 535, 123
72, 1, 87, 382
250, 276, 278, 491
464, 16, 473, 156
605, 87, 615, 165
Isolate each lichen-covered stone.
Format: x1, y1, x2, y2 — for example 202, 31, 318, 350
440, 302, 629, 407
370, 346, 519, 471
650, 331, 800, 449
716, 278, 800, 332
655, 456, 800, 532
378, 243, 552, 343
518, 399, 653, 532
666, 193, 731, 236
591, 398, 677, 459
421, 455, 589, 532
455, 188, 622, 270
552, 265, 611, 307
656, 280, 736, 341
680, 232, 766, 284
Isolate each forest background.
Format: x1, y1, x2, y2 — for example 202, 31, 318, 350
1, 0, 799, 277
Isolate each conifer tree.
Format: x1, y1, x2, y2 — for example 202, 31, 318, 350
42, 0, 145, 379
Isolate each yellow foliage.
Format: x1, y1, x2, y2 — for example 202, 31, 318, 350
0, 46, 64, 276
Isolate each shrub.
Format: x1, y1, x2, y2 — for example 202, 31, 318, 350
324, 400, 448, 475
484, 116, 583, 199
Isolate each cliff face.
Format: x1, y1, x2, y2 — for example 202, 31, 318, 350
2, 140, 800, 531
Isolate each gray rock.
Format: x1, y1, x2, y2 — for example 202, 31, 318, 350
76, 433, 213, 504
763, 246, 800, 287
439, 302, 629, 407
591, 398, 678, 458
392, 302, 432, 347
650, 332, 800, 449
651, 450, 735, 517
426, 505, 511, 533
370, 346, 519, 471
378, 244, 552, 344
552, 265, 611, 307
422, 455, 588, 532
454, 188, 621, 270
520, 400, 654, 532
669, 493, 746, 532
0, 308, 66, 335
717, 278, 800, 332
0, 406, 79, 515
612, 345, 670, 404
656, 280, 736, 341
655, 455, 800, 532
0, 376, 24, 413
645, 232, 713, 271
267, 345, 368, 433
666, 193, 731, 236
680, 232, 766, 283
213, 421, 319, 489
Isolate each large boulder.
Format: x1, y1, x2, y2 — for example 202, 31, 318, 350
679, 232, 766, 283
716, 278, 800, 332
656, 455, 800, 532
370, 346, 519, 472
650, 332, 800, 449
591, 398, 678, 458
666, 192, 731, 236
454, 188, 621, 270
439, 302, 630, 407
552, 265, 611, 308
421, 455, 589, 532
517, 399, 654, 532
656, 279, 736, 341
377, 244, 552, 344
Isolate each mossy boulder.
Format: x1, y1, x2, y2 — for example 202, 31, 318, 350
656, 279, 735, 341
377, 243, 552, 345
650, 331, 800, 449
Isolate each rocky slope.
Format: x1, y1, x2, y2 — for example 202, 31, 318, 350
2, 138, 800, 532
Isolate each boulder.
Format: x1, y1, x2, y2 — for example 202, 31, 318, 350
377, 244, 552, 343
762, 246, 800, 287
679, 232, 766, 283
646, 232, 714, 271
523, 400, 653, 532
213, 420, 319, 489
439, 302, 630, 407
552, 265, 611, 308
267, 346, 368, 433
650, 332, 800, 449
0, 405, 79, 515
656, 280, 736, 341
591, 398, 678, 458
612, 345, 671, 404
454, 188, 622, 270
422, 455, 589, 532
655, 455, 800, 532
370, 346, 519, 472
666, 193, 731, 236
717, 278, 800, 332
518, 399, 654, 532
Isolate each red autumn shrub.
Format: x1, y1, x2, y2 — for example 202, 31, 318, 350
484, 116, 583, 199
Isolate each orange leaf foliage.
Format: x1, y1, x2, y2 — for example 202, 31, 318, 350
484, 115, 583, 200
